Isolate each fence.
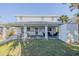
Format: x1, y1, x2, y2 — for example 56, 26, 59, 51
0, 34, 20, 45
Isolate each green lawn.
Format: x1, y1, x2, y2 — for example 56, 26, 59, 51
0, 39, 79, 56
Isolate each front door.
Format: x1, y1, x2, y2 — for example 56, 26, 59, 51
48, 27, 52, 37
35, 28, 38, 35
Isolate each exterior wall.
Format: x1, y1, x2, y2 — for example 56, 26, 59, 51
59, 24, 68, 42
59, 24, 78, 43
16, 16, 59, 22
27, 27, 35, 35
27, 26, 44, 35
26, 26, 56, 36
37, 27, 45, 35
14, 26, 57, 38
67, 24, 78, 43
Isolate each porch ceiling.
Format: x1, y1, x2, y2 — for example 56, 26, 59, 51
5, 21, 63, 27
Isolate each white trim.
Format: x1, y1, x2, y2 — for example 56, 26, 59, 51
15, 15, 59, 17
45, 26, 48, 40
23, 26, 27, 40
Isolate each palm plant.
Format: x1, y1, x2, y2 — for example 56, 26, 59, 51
59, 15, 69, 23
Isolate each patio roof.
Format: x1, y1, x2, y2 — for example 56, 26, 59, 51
5, 21, 63, 27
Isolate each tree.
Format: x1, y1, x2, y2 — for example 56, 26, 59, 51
75, 13, 79, 23
63, 3, 79, 43
67, 4, 79, 43
63, 3, 79, 11
69, 3, 79, 11
76, 13, 79, 16
59, 15, 69, 23
67, 4, 79, 23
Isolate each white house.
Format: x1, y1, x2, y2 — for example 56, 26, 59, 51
14, 15, 62, 40
0, 15, 79, 43
0, 15, 62, 40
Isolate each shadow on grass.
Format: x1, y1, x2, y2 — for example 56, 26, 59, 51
21, 39, 79, 56
1, 39, 79, 56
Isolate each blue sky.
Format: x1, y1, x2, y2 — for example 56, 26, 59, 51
0, 3, 78, 22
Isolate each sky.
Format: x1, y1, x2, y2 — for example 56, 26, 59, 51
0, 3, 78, 22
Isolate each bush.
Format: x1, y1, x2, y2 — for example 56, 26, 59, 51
7, 30, 16, 37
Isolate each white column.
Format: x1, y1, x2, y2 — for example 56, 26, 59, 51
24, 26, 27, 39
3, 27, 7, 39
45, 26, 48, 40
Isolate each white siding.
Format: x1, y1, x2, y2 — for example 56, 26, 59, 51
43, 17, 53, 22
27, 27, 45, 35
59, 24, 68, 42
67, 24, 78, 42
27, 27, 35, 35
59, 24, 78, 43
16, 16, 58, 22
22, 17, 42, 22
38, 28, 45, 35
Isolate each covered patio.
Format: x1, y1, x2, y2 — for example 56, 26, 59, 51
0, 21, 62, 40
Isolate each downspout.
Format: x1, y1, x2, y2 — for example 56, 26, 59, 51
78, 24, 79, 43
76, 16, 79, 43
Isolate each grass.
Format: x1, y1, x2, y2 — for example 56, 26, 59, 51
22, 39, 79, 56
0, 40, 21, 56
0, 39, 79, 56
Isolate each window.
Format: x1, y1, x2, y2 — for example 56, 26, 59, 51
35, 28, 38, 31
35, 28, 38, 35
48, 28, 52, 31
35, 32, 38, 35
27, 27, 30, 31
